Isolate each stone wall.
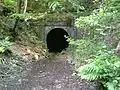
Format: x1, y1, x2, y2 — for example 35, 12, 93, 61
44, 20, 78, 43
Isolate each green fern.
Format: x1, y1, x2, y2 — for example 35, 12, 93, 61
77, 47, 120, 90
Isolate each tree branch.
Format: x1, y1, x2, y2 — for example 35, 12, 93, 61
23, 0, 27, 13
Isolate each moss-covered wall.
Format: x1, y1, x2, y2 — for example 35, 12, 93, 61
16, 20, 45, 46
17, 19, 79, 46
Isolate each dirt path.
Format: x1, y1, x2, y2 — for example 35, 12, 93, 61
0, 53, 99, 90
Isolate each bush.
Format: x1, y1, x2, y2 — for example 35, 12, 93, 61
0, 37, 25, 84
70, 0, 120, 90
0, 37, 12, 53
75, 0, 120, 48
77, 45, 120, 90
0, 37, 12, 64
68, 38, 103, 66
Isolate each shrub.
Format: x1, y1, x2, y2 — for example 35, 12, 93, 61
77, 45, 120, 90
68, 38, 103, 66
0, 37, 25, 84
0, 37, 12, 53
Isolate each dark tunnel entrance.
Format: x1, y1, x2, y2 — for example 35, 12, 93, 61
46, 28, 69, 53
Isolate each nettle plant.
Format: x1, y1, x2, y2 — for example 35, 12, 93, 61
77, 45, 120, 90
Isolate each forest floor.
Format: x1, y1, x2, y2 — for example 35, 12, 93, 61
0, 44, 99, 90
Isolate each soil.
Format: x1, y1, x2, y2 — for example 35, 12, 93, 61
9, 43, 46, 62
0, 53, 99, 90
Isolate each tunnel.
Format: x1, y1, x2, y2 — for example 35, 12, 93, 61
46, 28, 69, 53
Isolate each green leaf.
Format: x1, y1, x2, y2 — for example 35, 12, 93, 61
0, 47, 5, 53
0, 58, 3, 64
106, 82, 115, 90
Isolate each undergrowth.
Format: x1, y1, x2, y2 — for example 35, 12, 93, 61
0, 38, 25, 84
72, 0, 120, 90
77, 45, 120, 90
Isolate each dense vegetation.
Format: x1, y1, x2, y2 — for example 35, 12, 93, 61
0, 0, 120, 89
71, 0, 120, 90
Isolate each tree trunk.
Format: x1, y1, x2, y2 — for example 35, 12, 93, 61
23, 0, 27, 13
12, 0, 22, 39
0, 0, 3, 15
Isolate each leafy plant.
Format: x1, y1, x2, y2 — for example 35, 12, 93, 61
0, 38, 25, 84
4, 0, 17, 9
77, 45, 120, 90
0, 37, 12, 53
48, 0, 62, 12
75, 0, 120, 43
68, 38, 103, 67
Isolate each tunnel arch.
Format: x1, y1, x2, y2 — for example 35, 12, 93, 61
46, 28, 69, 53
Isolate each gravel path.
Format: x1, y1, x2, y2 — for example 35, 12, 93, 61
0, 54, 99, 90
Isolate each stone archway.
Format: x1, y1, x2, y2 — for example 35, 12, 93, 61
46, 28, 69, 52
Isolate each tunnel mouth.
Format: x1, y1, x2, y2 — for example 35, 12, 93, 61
46, 28, 69, 53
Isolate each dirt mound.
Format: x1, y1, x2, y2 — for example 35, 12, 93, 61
10, 43, 46, 62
